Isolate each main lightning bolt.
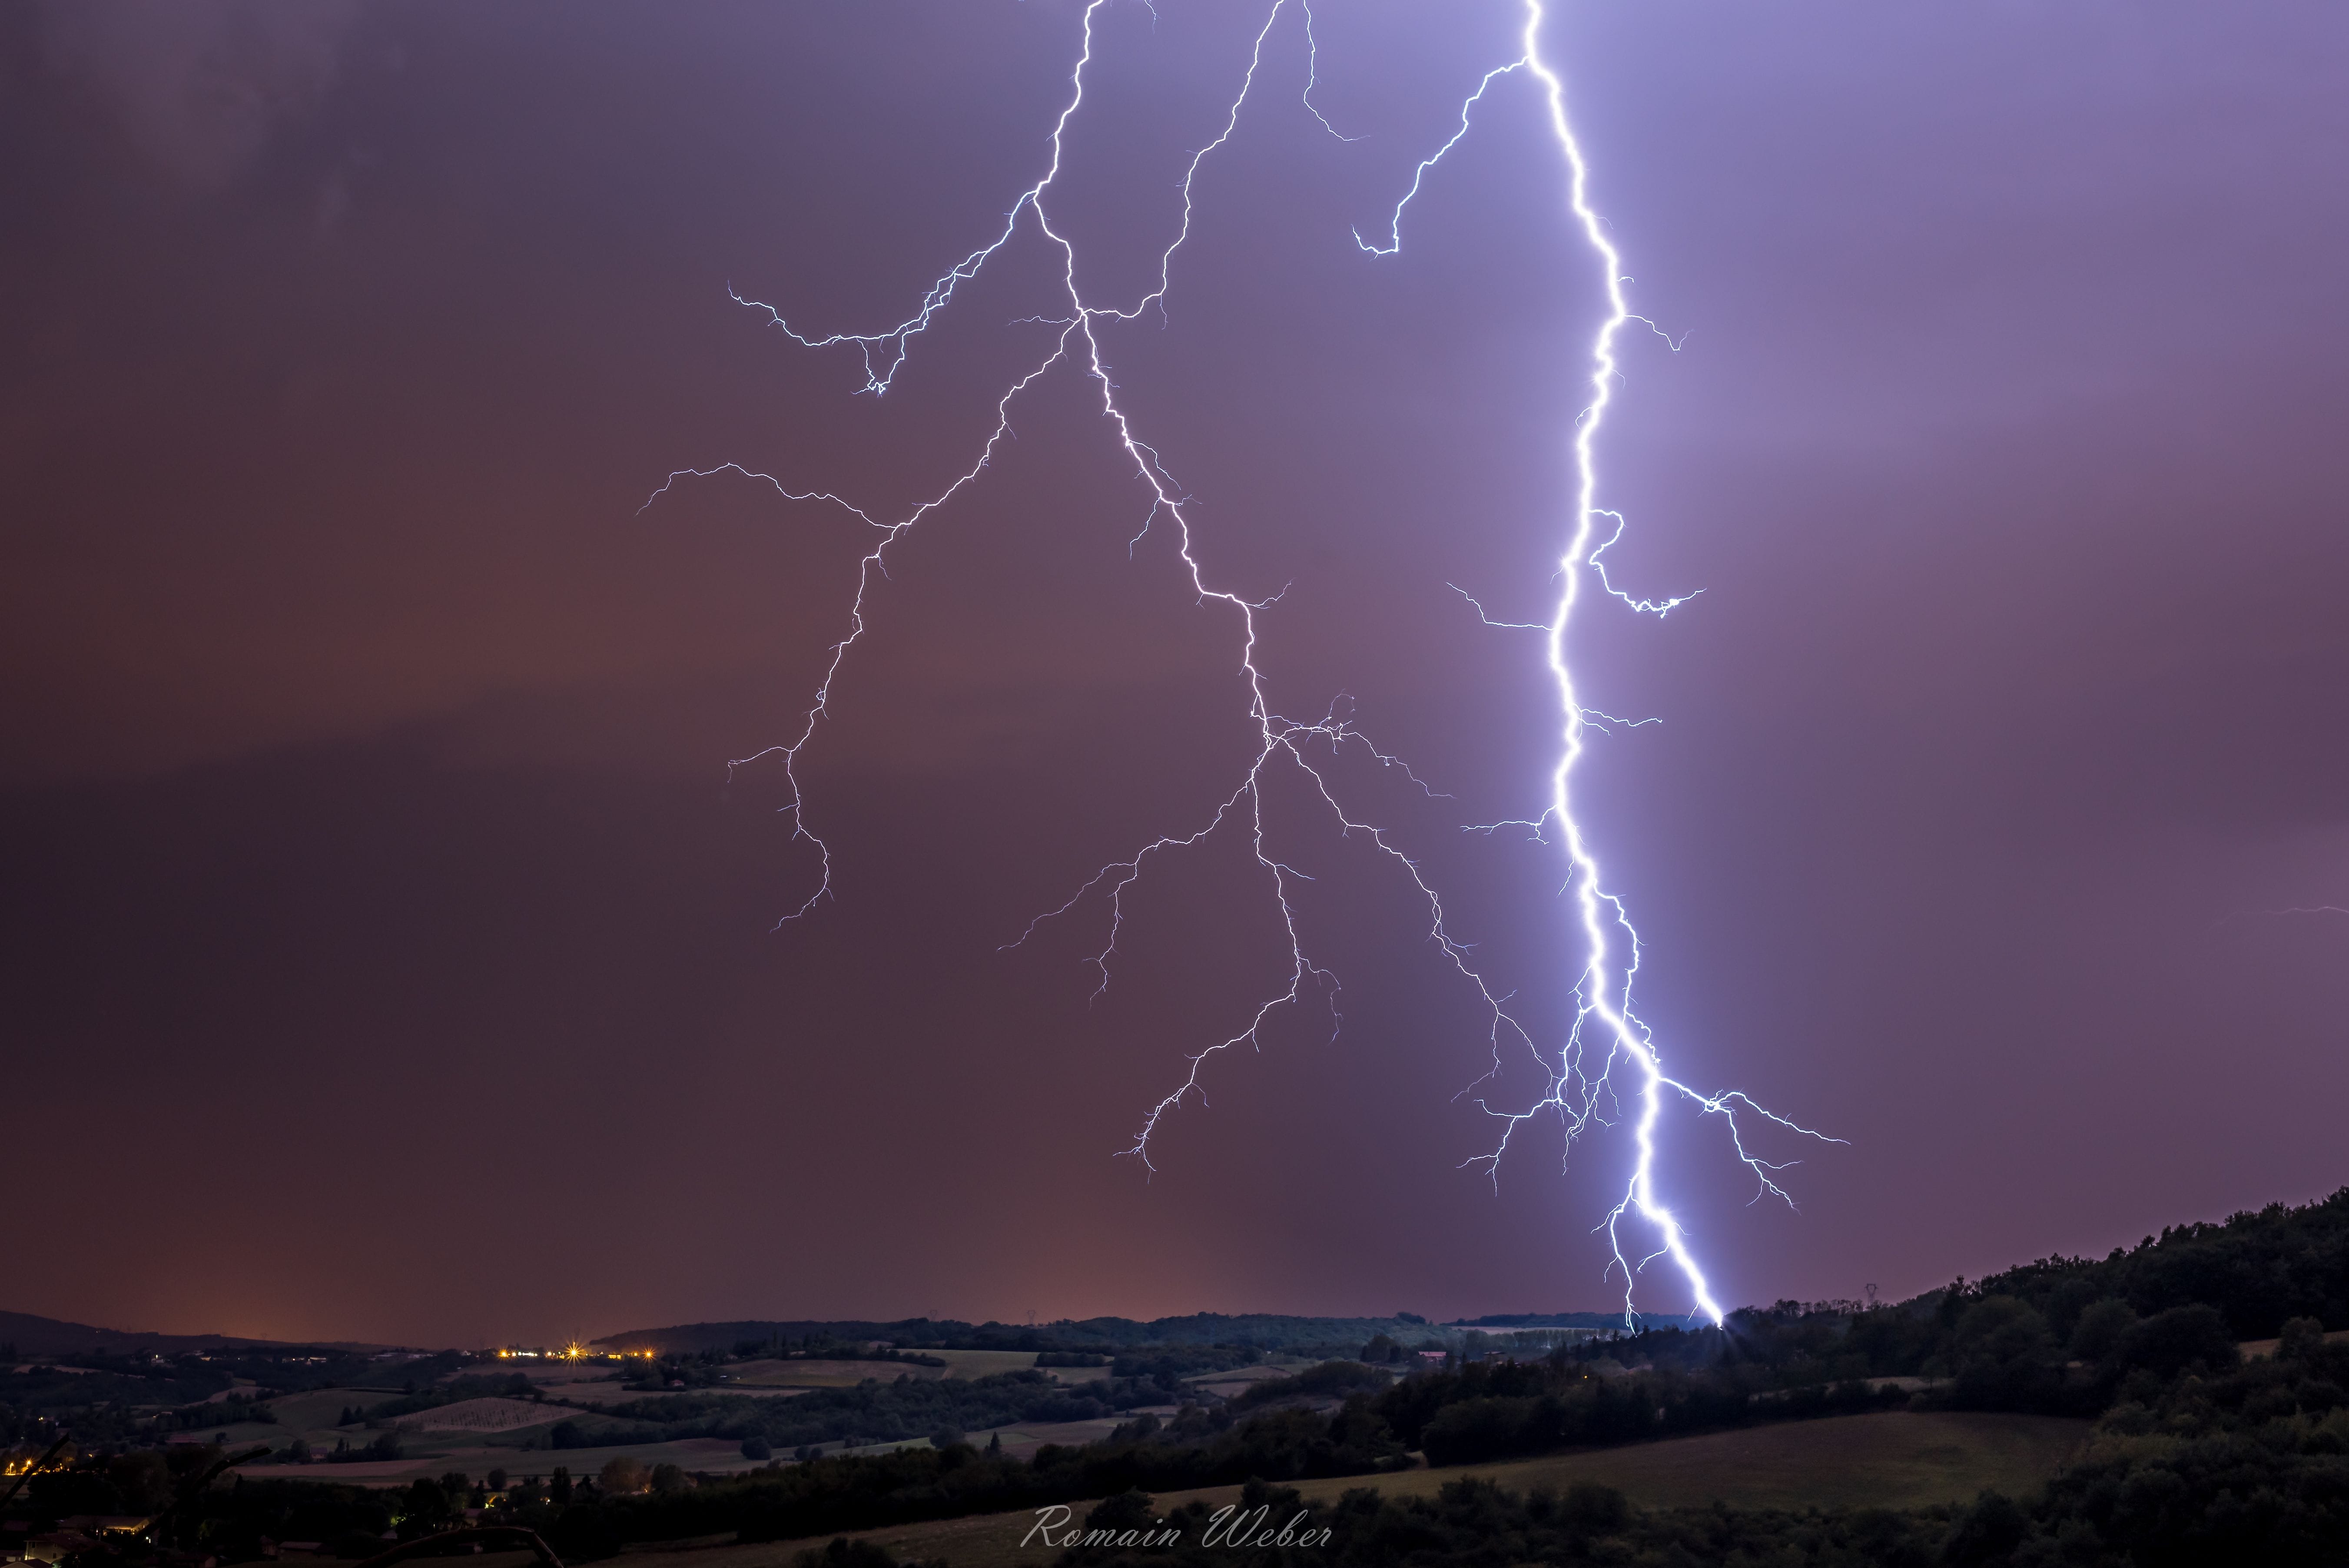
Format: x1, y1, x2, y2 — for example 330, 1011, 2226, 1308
648, 0, 1831, 1324
1379, 2, 1834, 1325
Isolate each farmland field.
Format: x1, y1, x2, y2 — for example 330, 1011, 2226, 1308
729, 1358, 942, 1388
390, 1397, 571, 1432
229, 1434, 758, 1486
1180, 1361, 1320, 1401
713, 1411, 2092, 1568
926, 1350, 1039, 1381
214, 1402, 2090, 1561
261, 1387, 397, 1433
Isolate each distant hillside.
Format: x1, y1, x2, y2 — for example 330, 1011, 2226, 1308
1965, 1185, 2349, 1338
1450, 1312, 1674, 1331
0, 1309, 277, 1358
590, 1310, 1635, 1357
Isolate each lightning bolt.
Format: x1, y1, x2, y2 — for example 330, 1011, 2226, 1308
1367, 0, 1837, 1326
2217, 905, 2349, 928
648, 0, 1832, 1325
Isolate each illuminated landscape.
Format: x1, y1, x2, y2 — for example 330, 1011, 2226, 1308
8, 1, 2347, 1564
7, 1196, 2349, 1562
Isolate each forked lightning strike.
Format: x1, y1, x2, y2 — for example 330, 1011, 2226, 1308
647, 0, 1831, 1323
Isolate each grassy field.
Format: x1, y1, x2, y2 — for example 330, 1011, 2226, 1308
213, 1358, 2095, 1528
1181, 1362, 1318, 1401
1287, 1411, 2090, 1513
265, 1387, 391, 1433
730, 1359, 944, 1389
391, 1397, 572, 1432
207, 1353, 1114, 1486
720, 1349, 1103, 1388
678, 1411, 2091, 1568
926, 1351, 1038, 1382
229, 1435, 758, 1486
521, 1369, 634, 1402
919, 1349, 1115, 1385
231, 1408, 2090, 1561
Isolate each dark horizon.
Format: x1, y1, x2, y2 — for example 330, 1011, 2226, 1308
7, 1, 2346, 1349
0, 1302, 1682, 1360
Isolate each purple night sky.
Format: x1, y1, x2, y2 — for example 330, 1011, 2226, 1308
5, 1, 2345, 1348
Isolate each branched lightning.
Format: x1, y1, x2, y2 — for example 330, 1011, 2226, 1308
2219, 905, 2349, 925
1409, 0, 1833, 1324
650, 0, 1835, 1323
